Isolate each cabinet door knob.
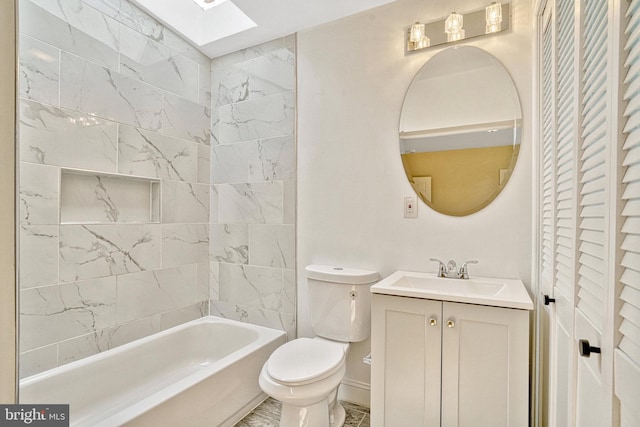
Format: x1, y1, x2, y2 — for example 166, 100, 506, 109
429, 318, 437, 326
543, 294, 556, 305
578, 339, 601, 358
447, 320, 455, 328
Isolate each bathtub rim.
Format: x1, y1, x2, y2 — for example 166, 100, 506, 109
19, 315, 287, 427
20, 316, 285, 386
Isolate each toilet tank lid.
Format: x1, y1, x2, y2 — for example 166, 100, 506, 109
305, 265, 380, 285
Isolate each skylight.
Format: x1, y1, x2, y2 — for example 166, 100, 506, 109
191, 0, 230, 11
133, 0, 257, 48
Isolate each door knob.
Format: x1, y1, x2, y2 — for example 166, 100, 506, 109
543, 294, 556, 305
429, 318, 437, 326
578, 339, 601, 358
447, 320, 455, 328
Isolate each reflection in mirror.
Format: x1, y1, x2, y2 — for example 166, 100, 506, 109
399, 46, 522, 216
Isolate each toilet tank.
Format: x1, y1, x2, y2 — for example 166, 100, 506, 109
305, 265, 380, 342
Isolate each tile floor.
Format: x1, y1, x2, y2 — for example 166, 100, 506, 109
235, 398, 370, 427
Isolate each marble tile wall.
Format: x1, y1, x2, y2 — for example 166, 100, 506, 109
209, 36, 297, 339
18, 0, 212, 378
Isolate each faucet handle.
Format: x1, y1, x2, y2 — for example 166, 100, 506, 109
429, 258, 446, 277
458, 260, 479, 279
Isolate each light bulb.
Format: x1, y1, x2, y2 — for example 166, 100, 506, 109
486, 2, 503, 26
486, 22, 502, 34
410, 22, 426, 43
445, 12, 464, 34
447, 28, 466, 42
445, 11, 465, 42
485, 2, 502, 33
416, 36, 431, 49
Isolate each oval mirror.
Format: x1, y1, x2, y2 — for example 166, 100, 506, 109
399, 46, 522, 216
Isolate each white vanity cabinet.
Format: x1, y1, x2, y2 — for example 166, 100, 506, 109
370, 294, 530, 427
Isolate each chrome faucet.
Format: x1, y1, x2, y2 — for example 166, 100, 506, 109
429, 258, 478, 279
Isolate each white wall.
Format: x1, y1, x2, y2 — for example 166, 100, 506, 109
296, 0, 533, 404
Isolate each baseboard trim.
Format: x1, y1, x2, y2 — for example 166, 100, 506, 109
338, 379, 370, 408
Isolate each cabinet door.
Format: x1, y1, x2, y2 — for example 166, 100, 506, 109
371, 294, 442, 427
441, 302, 529, 427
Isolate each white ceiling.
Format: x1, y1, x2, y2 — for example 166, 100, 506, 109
131, 0, 398, 58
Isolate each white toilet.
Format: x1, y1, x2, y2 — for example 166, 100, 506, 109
259, 264, 379, 427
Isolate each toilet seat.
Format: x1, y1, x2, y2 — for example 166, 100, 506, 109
266, 338, 346, 386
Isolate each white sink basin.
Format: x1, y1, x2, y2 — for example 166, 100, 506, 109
371, 271, 533, 310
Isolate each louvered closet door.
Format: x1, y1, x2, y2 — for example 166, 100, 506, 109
541, 4, 555, 306
539, 1, 579, 425
552, 0, 578, 425
575, 0, 612, 425
615, 1, 640, 425
539, 0, 628, 424
539, 0, 616, 425
539, 7, 559, 425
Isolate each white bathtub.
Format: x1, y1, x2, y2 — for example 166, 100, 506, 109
20, 316, 287, 427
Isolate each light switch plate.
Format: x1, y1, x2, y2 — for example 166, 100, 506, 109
404, 195, 418, 218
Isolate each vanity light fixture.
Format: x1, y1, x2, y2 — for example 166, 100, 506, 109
445, 12, 465, 42
405, 2, 510, 54
191, 0, 229, 11
485, 2, 503, 33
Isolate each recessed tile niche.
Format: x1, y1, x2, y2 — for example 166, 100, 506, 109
60, 169, 160, 224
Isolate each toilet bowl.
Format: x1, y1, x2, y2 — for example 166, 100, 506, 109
258, 265, 380, 427
258, 338, 349, 427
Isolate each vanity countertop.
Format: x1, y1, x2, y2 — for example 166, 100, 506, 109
370, 270, 534, 310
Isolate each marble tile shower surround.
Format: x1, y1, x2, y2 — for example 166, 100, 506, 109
20, 0, 211, 106
209, 37, 297, 341
18, 0, 297, 379
17, 0, 214, 378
